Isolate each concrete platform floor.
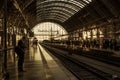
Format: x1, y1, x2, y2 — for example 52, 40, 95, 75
1, 45, 78, 80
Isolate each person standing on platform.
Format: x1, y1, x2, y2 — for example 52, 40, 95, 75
32, 37, 38, 46
17, 36, 27, 72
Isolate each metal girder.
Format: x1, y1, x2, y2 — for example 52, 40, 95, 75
36, 0, 82, 22
22, 0, 35, 11
37, 13, 67, 22
99, 0, 120, 16
36, 0, 92, 24
23, 0, 36, 15
37, 10, 71, 20
36, 5, 77, 22
37, 0, 84, 8
64, 0, 120, 32
13, 0, 29, 28
37, 1, 81, 12
89, 0, 112, 18
37, 7, 73, 17
16, 18, 24, 28
37, 5, 76, 15
37, 15, 68, 22
39, 16, 66, 23
13, 14, 21, 26
37, 0, 90, 7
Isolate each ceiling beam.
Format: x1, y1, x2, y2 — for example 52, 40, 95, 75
13, 0, 29, 28
22, 0, 35, 11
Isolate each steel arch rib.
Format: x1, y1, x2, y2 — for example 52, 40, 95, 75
37, 13, 67, 21
37, 9, 71, 19
37, 8, 73, 17
37, 13, 67, 22
37, 13, 68, 21
37, 0, 83, 9
37, 1, 81, 12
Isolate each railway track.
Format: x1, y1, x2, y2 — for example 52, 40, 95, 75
42, 44, 113, 80
44, 44, 120, 67
79, 53, 120, 67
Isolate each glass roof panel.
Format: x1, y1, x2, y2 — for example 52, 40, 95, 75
37, 13, 68, 22
37, 6, 76, 14
37, 10, 71, 18
36, 0, 92, 22
37, 2, 80, 12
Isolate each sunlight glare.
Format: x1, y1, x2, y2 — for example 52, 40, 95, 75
32, 22, 68, 41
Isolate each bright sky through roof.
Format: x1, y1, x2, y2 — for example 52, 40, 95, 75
32, 22, 68, 41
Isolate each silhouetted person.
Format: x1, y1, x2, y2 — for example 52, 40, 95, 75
33, 37, 38, 47
17, 36, 27, 72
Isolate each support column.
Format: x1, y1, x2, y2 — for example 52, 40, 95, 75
97, 28, 99, 39
13, 26, 16, 63
3, 0, 8, 70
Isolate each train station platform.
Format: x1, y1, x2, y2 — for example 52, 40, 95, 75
0, 45, 78, 80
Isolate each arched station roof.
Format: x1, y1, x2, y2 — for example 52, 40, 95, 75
36, 0, 91, 22
0, 0, 120, 32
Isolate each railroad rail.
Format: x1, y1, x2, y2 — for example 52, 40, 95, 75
42, 44, 113, 80
43, 43, 120, 67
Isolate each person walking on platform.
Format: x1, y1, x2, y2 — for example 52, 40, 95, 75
17, 36, 27, 72
32, 37, 38, 47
